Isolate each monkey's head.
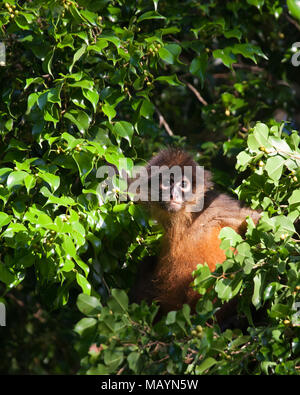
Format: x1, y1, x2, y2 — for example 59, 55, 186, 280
145, 148, 212, 215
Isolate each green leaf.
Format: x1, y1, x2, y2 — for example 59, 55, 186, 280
215, 273, 243, 300
274, 215, 295, 235
102, 103, 116, 121
7, 171, 28, 190
99, 34, 121, 48
181, 304, 191, 326
196, 357, 217, 374
77, 293, 102, 316
103, 350, 124, 370
38, 171, 60, 192
24, 174, 36, 194
24, 207, 52, 227
0, 168, 13, 184
263, 282, 282, 302
80, 9, 98, 26
87, 39, 108, 53
165, 310, 177, 325
113, 203, 129, 213
74, 256, 89, 277
43, 49, 55, 77
62, 235, 77, 258
76, 272, 91, 295
60, 258, 75, 273
40, 187, 76, 207
0, 212, 11, 228
213, 48, 236, 68
57, 34, 74, 50
69, 80, 94, 90
236, 242, 252, 262
0, 264, 16, 286
8, 138, 28, 151
44, 107, 59, 127
64, 109, 90, 134
82, 89, 99, 113
15, 14, 32, 30
158, 44, 182, 65
236, 151, 253, 170
73, 150, 94, 182
265, 156, 285, 181
155, 74, 183, 86
87, 364, 110, 375
269, 303, 290, 319
69, 44, 87, 73
27, 92, 39, 113
287, 0, 300, 21
232, 43, 268, 63
269, 136, 292, 155
139, 99, 155, 119
219, 227, 243, 249
189, 53, 208, 87
247, 122, 271, 152
25, 77, 44, 90
252, 272, 265, 308
74, 317, 97, 336
192, 264, 212, 294
247, 0, 265, 9
288, 190, 300, 206
137, 11, 166, 23
224, 28, 242, 40
107, 289, 128, 313
3, 223, 27, 236
113, 121, 134, 146
48, 87, 62, 106
127, 352, 141, 373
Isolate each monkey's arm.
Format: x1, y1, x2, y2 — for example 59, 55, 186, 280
191, 193, 260, 271
204, 193, 261, 234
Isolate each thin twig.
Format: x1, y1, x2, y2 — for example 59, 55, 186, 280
155, 355, 170, 364
286, 14, 300, 32
184, 81, 208, 106
276, 150, 300, 161
213, 73, 231, 79
232, 63, 264, 73
117, 366, 125, 375
155, 107, 174, 136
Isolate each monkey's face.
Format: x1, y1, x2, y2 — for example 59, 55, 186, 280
144, 148, 208, 216
159, 173, 192, 212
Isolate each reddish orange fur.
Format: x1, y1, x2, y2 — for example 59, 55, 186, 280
130, 149, 260, 317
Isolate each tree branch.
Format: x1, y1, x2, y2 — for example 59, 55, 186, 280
182, 80, 208, 106
286, 13, 300, 32
155, 107, 175, 136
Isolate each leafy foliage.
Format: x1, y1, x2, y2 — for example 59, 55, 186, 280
0, 0, 299, 374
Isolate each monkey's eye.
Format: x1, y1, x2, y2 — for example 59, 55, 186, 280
161, 178, 171, 190
180, 177, 190, 191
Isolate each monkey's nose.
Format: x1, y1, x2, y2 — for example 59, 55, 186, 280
172, 188, 183, 203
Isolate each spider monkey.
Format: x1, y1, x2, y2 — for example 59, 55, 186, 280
130, 148, 261, 328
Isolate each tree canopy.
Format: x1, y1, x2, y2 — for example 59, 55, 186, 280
0, 0, 299, 375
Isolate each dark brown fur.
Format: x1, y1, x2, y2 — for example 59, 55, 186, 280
131, 148, 260, 319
